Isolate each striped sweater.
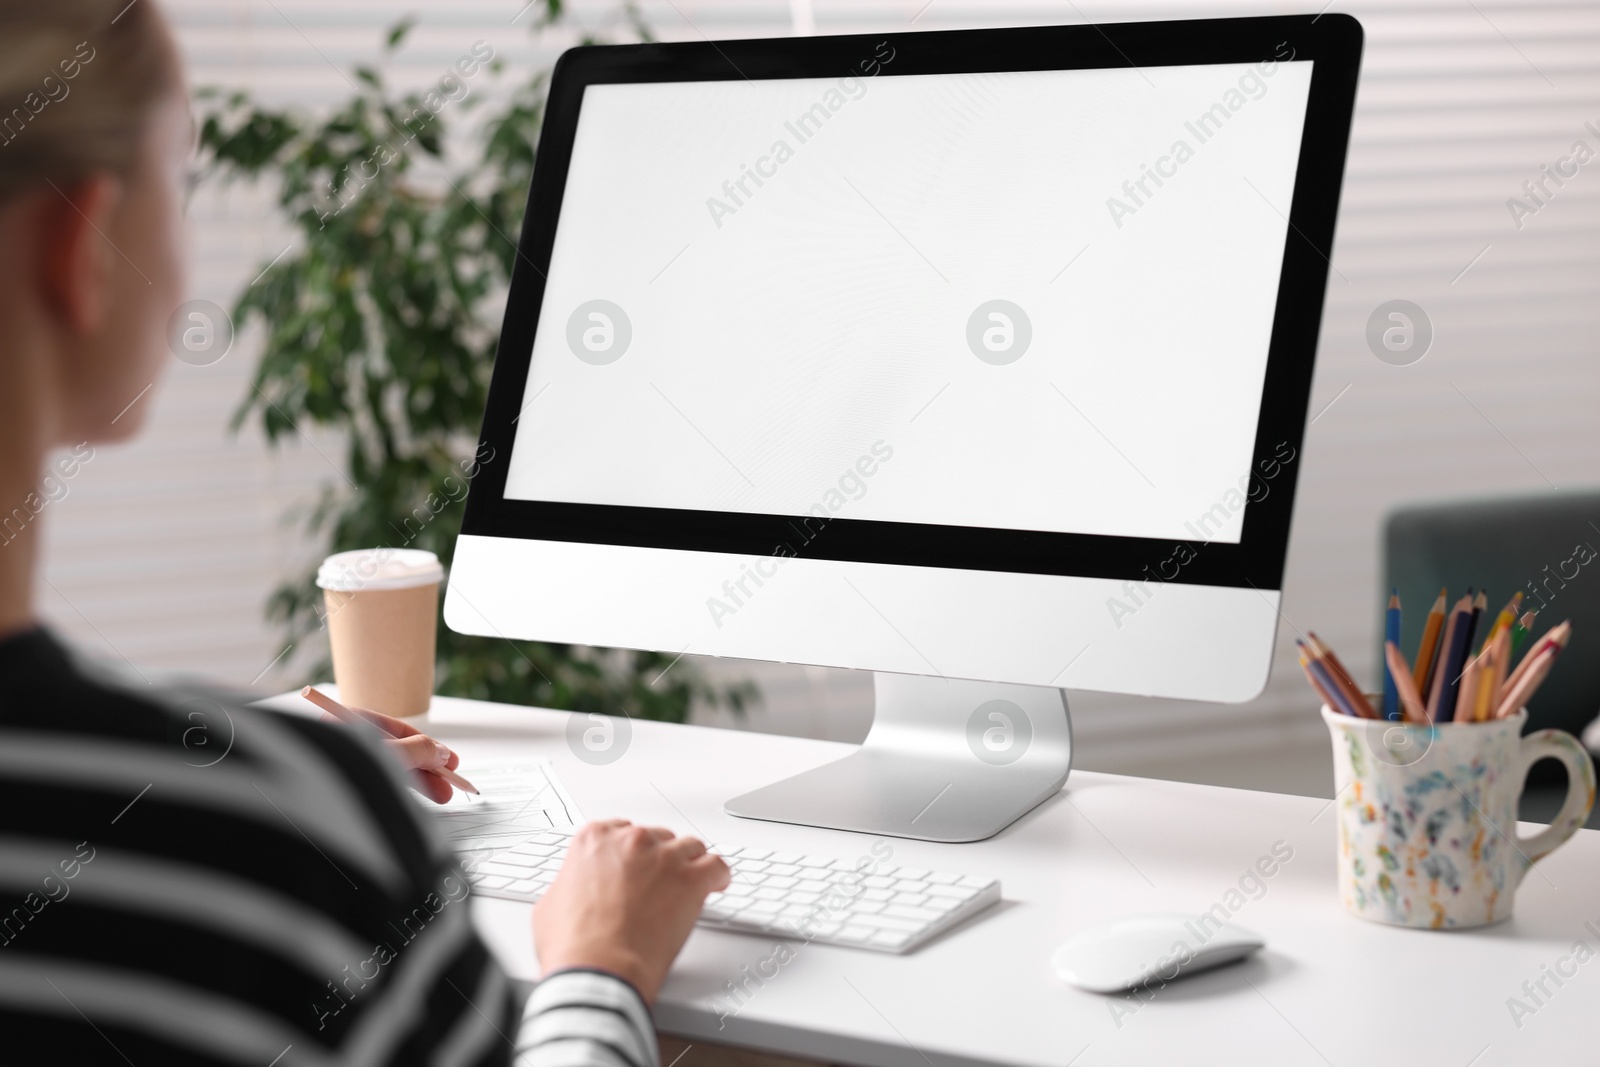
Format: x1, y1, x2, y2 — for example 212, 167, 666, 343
0, 627, 656, 1067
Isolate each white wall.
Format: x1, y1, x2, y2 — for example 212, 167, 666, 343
35, 1, 1600, 794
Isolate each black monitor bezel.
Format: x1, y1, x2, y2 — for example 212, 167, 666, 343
461, 14, 1363, 590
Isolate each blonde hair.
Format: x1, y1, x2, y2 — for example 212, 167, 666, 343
0, 0, 176, 202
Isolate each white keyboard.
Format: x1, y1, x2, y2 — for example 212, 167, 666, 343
460, 829, 1002, 954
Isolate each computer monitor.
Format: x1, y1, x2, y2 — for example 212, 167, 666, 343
448, 15, 1363, 841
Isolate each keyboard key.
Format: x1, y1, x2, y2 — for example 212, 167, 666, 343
476, 875, 512, 890
797, 879, 830, 893
767, 863, 801, 877
958, 875, 993, 888
836, 925, 875, 943
892, 892, 930, 907
754, 888, 787, 901
893, 880, 930, 895
496, 854, 544, 869
764, 876, 799, 889
850, 900, 885, 915
885, 905, 943, 923
723, 882, 755, 897
746, 900, 784, 915
737, 849, 773, 861
769, 853, 803, 865
925, 872, 960, 885
863, 889, 893, 902
863, 876, 894, 889
510, 878, 541, 894
894, 868, 930, 881
737, 860, 770, 873
927, 884, 978, 901
477, 862, 534, 879
869, 930, 912, 950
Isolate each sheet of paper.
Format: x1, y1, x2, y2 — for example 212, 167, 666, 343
421, 758, 583, 851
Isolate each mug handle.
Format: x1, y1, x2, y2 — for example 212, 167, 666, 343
1515, 729, 1597, 868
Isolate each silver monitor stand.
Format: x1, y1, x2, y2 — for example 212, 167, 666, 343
724, 673, 1072, 843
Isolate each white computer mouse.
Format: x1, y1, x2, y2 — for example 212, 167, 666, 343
1050, 913, 1264, 993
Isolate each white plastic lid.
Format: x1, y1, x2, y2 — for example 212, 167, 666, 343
316, 548, 443, 592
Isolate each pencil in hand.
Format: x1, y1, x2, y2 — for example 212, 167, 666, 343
301, 686, 479, 796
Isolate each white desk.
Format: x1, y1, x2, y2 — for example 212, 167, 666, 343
346, 696, 1600, 1066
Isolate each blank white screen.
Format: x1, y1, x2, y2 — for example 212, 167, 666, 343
504, 60, 1312, 544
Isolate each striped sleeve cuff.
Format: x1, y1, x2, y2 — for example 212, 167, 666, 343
513, 968, 659, 1067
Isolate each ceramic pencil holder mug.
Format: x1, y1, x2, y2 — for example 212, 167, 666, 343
1323, 707, 1595, 929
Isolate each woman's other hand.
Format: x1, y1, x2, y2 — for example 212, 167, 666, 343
533, 820, 731, 1002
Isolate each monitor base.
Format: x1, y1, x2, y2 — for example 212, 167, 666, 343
724, 673, 1072, 843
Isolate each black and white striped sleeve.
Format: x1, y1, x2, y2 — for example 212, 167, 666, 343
513, 969, 660, 1067
0, 629, 521, 1067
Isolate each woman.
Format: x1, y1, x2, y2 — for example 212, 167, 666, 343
0, 3, 727, 1064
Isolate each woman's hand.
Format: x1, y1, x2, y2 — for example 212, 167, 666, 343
533, 820, 730, 1002
313, 701, 462, 804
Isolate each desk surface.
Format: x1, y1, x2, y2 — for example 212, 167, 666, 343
312, 695, 1600, 1067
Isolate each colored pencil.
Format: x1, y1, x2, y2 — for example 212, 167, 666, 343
1437, 595, 1478, 723
1300, 643, 1354, 715
1504, 619, 1571, 695
1455, 655, 1481, 724
1495, 645, 1560, 720
1425, 594, 1472, 721
1413, 588, 1448, 695
1458, 642, 1488, 723
1308, 632, 1376, 718
1384, 641, 1428, 723
1310, 656, 1362, 717
1476, 627, 1511, 722
1382, 590, 1402, 720
1463, 590, 1488, 659
1484, 592, 1522, 650
1510, 610, 1537, 659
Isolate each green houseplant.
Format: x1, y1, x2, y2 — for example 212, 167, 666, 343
196, 6, 753, 722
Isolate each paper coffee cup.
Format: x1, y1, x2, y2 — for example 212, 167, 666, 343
317, 548, 443, 718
